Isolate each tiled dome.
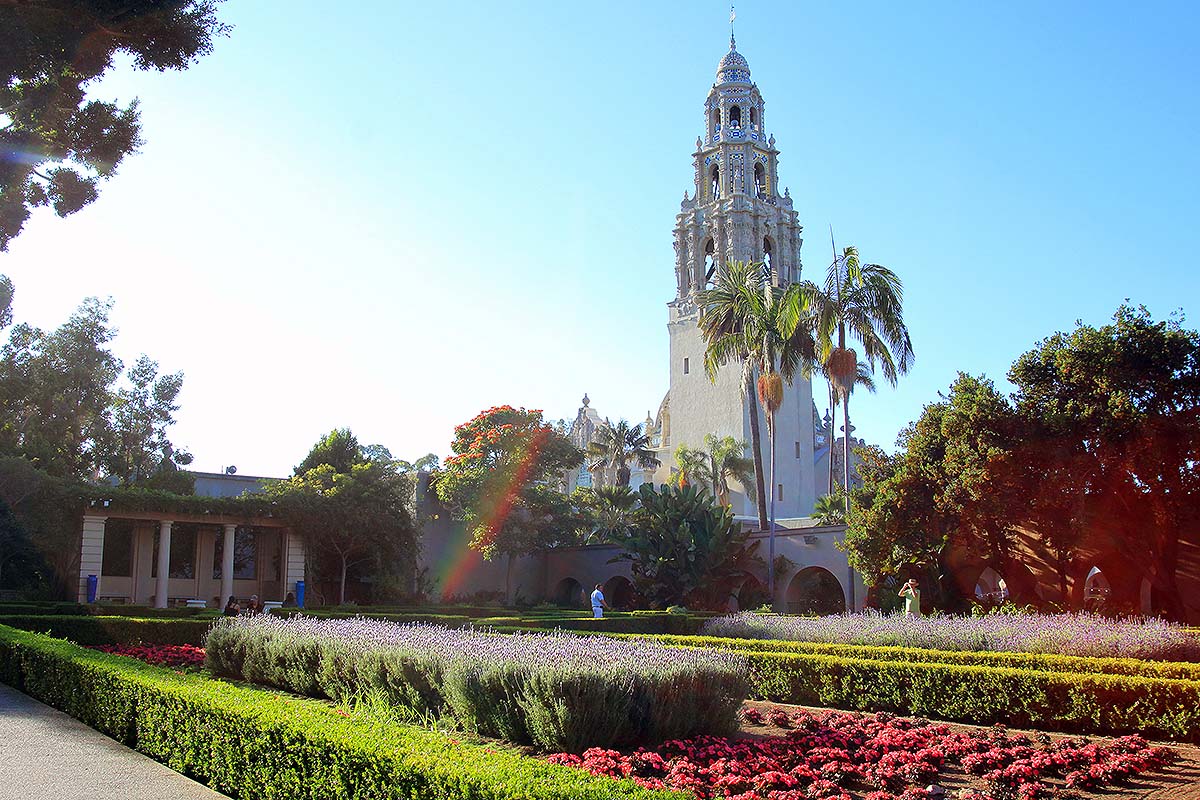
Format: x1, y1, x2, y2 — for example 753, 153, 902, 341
717, 37, 751, 83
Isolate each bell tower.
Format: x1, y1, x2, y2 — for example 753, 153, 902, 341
655, 35, 816, 523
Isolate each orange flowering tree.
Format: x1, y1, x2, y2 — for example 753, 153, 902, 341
435, 406, 583, 601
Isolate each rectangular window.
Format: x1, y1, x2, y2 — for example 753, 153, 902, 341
777, 483, 784, 501
683, 357, 690, 374
212, 527, 257, 580
795, 441, 801, 458
101, 521, 133, 577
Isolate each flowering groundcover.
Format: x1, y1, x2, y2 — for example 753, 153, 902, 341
548, 706, 1178, 800
87, 643, 206, 668
204, 615, 746, 751
702, 612, 1199, 661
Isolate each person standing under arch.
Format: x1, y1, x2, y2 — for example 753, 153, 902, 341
899, 578, 922, 617
590, 583, 609, 619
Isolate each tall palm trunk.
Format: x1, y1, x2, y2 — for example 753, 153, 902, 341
767, 412, 777, 600
827, 381, 837, 496
743, 362, 769, 531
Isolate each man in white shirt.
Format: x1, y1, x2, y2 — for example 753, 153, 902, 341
590, 584, 609, 618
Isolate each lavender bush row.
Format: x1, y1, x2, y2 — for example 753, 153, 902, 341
700, 611, 1200, 661
204, 615, 746, 751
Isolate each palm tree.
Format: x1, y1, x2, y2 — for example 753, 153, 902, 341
700, 260, 817, 598
588, 419, 660, 487
812, 492, 846, 526
800, 245, 914, 511
824, 359, 877, 496
674, 435, 755, 505
697, 260, 770, 532
587, 484, 638, 543
673, 443, 712, 490
704, 434, 754, 507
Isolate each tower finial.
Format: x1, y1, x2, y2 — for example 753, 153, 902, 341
729, 5, 736, 48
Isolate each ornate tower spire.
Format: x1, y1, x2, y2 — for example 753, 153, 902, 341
670, 35, 804, 302
660, 30, 817, 523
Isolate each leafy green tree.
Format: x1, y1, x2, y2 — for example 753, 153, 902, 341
607, 483, 763, 610
0, 456, 78, 597
0, 294, 121, 478
587, 418, 659, 487
1009, 305, 1200, 619
0, 275, 12, 329
396, 453, 440, 473
0, 1, 231, 249
844, 375, 1021, 610
435, 406, 583, 601
103, 355, 186, 484
264, 446, 417, 606
295, 428, 362, 475
800, 245, 914, 511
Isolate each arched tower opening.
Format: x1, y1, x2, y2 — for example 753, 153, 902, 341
763, 236, 774, 275
704, 238, 717, 286
749, 107, 757, 128
754, 163, 767, 198
709, 166, 720, 201
710, 107, 720, 138
729, 105, 742, 128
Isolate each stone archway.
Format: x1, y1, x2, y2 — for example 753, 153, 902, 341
736, 575, 768, 611
603, 576, 635, 610
974, 566, 1009, 604
553, 577, 583, 608
1083, 566, 1111, 612
784, 567, 846, 616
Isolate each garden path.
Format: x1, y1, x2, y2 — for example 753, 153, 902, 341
0, 683, 229, 799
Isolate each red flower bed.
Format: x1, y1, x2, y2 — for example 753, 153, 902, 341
88, 643, 206, 668
546, 706, 1177, 800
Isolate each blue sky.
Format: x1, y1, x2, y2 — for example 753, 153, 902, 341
2, 1, 1197, 477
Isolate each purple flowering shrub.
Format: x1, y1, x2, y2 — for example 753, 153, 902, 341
701, 612, 1199, 661
205, 615, 747, 751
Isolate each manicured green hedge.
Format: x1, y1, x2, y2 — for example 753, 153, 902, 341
630, 633, 1200, 681
0, 601, 89, 616
0, 615, 212, 646
0, 626, 683, 800
739, 647, 1200, 742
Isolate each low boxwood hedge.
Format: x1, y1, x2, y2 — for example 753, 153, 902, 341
0, 601, 89, 616
0, 615, 212, 646
0, 625, 683, 800
739, 647, 1200, 742
630, 633, 1200, 681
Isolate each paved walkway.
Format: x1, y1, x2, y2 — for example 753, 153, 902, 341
0, 683, 229, 799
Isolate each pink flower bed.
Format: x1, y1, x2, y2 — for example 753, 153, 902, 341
546, 706, 1177, 800
88, 643, 206, 668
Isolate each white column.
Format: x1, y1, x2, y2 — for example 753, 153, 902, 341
155, 521, 173, 609
77, 515, 109, 602
220, 523, 237, 606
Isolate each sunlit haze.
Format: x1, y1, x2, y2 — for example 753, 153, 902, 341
3, 1, 1197, 477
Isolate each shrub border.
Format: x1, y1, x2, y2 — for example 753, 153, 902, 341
0, 625, 684, 800
737, 647, 1200, 742
620, 633, 1200, 681
0, 615, 213, 646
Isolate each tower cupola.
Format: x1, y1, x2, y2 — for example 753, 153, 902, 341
716, 35, 751, 85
